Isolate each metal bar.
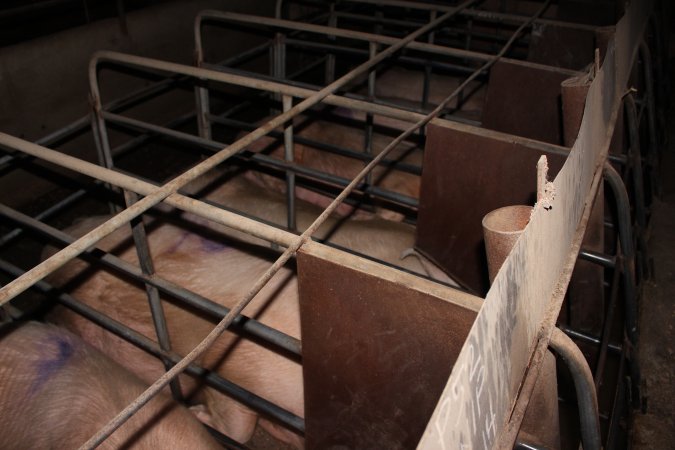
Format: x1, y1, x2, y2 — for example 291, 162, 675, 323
549, 328, 601, 450
624, 94, 649, 276
594, 241, 622, 388
0, 258, 304, 435
77, 49, 576, 164
603, 163, 638, 345
558, 325, 622, 355
336, 0, 599, 31
0, 202, 301, 356
83, 2, 524, 445
194, 10, 581, 76
578, 249, 616, 269
206, 114, 423, 175
101, 110, 420, 209
282, 38, 482, 76
123, 190, 184, 400
638, 40, 660, 196
282, 95, 297, 230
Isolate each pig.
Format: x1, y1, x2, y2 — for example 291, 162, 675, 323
191, 173, 457, 285
351, 65, 486, 118
46, 215, 304, 448
241, 67, 485, 221
242, 116, 423, 221
47, 176, 457, 448
0, 321, 222, 450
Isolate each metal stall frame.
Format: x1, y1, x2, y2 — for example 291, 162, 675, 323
0, 0, 656, 450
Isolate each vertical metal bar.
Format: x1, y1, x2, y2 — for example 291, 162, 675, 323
639, 40, 660, 196
549, 328, 602, 450
194, 49, 212, 140
123, 190, 184, 401
364, 41, 376, 189
603, 163, 641, 408
422, 10, 436, 111
282, 95, 296, 231
325, 2, 337, 84
90, 88, 120, 214
593, 244, 621, 388
624, 94, 649, 277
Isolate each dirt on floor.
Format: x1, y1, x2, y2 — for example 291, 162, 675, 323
631, 54, 675, 450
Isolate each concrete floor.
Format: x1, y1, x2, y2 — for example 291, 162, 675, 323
631, 55, 675, 449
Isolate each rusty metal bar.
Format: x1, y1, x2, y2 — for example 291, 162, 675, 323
549, 328, 601, 450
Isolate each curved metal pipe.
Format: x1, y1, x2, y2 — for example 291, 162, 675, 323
549, 328, 601, 450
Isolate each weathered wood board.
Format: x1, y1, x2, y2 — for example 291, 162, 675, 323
297, 242, 482, 449
418, 1, 652, 447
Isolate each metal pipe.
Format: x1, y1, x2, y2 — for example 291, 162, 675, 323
578, 249, 616, 269
194, 10, 581, 76
0, 258, 304, 435
0, 203, 301, 356
101, 110, 420, 208
549, 328, 601, 450
122, 190, 183, 400
282, 95, 297, 230
639, 41, 660, 196
557, 325, 622, 355
624, 94, 649, 275
594, 243, 622, 388
337, 0, 599, 31
603, 163, 638, 345
206, 114, 423, 175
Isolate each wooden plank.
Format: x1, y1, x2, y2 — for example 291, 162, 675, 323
297, 242, 481, 449
481, 60, 573, 145
417, 0, 652, 447
415, 125, 566, 295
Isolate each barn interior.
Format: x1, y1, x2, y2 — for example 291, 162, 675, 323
0, 1, 672, 449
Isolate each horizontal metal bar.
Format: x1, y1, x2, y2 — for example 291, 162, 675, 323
337, 0, 600, 31
196, 10, 581, 76
0, 258, 304, 435
206, 114, 423, 175
103, 110, 419, 209
0, 203, 301, 357
578, 249, 616, 269
558, 324, 623, 355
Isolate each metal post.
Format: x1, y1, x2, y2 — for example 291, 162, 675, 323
549, 328, 601, 450
638, 40, 660, 196
624, 94, 649, 278
325, 2, 337, 84
422, 10, 436, 112
603, 163, 641, 408
123, 190, 184, 401
282, 94, 296, 231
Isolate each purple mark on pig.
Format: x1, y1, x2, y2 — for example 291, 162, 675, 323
29, 335, 75, 396
200, 237, 230, 253
165, 231, 191, 254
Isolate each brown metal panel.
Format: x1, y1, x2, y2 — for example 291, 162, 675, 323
297, 250, 478, 450
481, 60, 572, 145
415, 123, 566, 295
527, 25, 595, 71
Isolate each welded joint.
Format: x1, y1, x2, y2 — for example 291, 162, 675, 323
549, 328, 601, 450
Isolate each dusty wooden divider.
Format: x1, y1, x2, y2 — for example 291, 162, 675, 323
297, 242, 482, 449
418, 0, 652, 448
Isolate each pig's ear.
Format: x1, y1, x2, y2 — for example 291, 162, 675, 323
189, 404, 215, 428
